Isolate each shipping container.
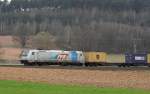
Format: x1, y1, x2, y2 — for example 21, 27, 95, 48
125, 53, 147, 64
84, 52, 107, 63
106, 54, 125, 63
147, 54, 150, 63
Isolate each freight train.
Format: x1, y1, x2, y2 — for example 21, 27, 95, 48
20, 49, 150, 67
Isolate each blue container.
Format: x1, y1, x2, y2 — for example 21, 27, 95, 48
70, 51, 78, 63
125, 53, 147, 64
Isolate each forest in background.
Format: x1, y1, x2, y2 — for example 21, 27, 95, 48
0, 0, 150, 53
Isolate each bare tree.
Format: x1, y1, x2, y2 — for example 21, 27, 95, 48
32, 32, 58, 49
13, 23, 29, 48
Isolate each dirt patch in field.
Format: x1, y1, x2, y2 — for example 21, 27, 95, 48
0, 36, 19, 47
0, 36, 22, 61
0, 67, 150, 89
0, 48, 22, 60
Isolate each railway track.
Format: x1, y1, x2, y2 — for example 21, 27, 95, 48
0, 64, 150, 71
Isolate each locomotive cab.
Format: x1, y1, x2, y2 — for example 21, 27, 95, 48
20, 49, 37, 64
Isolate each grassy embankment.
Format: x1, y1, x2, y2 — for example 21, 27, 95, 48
0, 80, 149, 94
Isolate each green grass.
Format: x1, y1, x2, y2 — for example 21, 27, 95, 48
0, 80, 149, 94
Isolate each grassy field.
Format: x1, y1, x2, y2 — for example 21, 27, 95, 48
0, 80, 149, 94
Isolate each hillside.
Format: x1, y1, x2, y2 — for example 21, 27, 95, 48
0, 0, 150, 52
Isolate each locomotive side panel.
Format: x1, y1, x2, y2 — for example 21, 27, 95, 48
37, 50, 62, 63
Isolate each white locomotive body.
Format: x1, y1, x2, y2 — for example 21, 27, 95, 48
20, 49, 85, 65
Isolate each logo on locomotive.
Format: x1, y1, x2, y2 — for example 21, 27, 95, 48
57, 54, 68, 61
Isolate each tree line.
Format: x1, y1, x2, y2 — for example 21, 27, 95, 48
1, 0, 150, 13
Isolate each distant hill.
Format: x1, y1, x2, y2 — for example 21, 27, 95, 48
0, 0, 150, 53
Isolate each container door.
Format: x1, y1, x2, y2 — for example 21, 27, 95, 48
70, 51, 77, 63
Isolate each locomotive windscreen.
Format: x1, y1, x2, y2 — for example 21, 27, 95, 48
21, 50, 29, 56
